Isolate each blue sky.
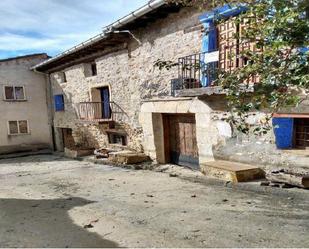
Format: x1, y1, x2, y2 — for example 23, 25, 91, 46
0, 0, 147, 59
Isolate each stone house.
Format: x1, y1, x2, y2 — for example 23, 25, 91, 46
0, 54, 53, 154
32, 1, 309, 173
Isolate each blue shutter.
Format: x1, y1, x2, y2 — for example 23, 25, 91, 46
54, 94, 64, 112
199, 4, 248, 87
200, 21, 218, 87
272, 118, 294, 149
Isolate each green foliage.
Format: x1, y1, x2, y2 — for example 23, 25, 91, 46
158, 0, 309, 135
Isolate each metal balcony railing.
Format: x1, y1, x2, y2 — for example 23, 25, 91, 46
177, 50, 220, 89
76, 101, 126, 122
172, 45, 260, 95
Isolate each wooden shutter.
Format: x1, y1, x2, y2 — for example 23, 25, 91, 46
218, 17, 238, 72
239, 17, 262, 83
218, 16, 261, 84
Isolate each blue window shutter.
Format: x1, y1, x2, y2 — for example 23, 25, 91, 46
54, 94, 64, 111
272, 118, 294, 149
200, 21, 218, 87
208, 20, 218, 52
200, 21, 218, 53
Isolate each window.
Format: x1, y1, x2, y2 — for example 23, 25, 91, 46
54, 94, 65, 112
8, 120, 29, 135
91, 63, 97, 76
62, 72, 67, 83
4, 86, 26, 101
84, 62, 97, 77
108, 133, 127, 146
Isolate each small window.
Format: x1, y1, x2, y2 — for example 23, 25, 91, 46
54, 94, 65, 112
4, 86, 26, 101
84, 62, 97, 77
62, 72, 67, 83
8, 120, 29, 135
91, 63, 97, 76
108, 133, 127, 146
5, 87, 14, 100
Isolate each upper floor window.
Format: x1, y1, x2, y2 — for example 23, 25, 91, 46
4, 86, 26, 101
91, 63, 97, 76
62, 72, 67, 83
54, 94, 65, 112
84, 62, 97, 77
8, 120, 29, 135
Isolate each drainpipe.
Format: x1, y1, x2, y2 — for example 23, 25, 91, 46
108, 30, 142, 45
33, 69, 55, 151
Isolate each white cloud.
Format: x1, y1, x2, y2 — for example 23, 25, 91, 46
0, 0, 147, 58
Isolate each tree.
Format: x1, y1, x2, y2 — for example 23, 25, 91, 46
156, 0, 309, 135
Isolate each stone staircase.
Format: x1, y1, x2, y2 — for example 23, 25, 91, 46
201, 160, 265, 183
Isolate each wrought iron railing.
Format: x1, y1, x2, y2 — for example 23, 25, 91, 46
173, 45, 259, 94
177, 50, 220, 90
76, 101, 127, 122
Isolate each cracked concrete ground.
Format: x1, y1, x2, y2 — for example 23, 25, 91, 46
0, 155, 308, 248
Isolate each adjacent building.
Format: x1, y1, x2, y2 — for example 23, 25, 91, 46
0, 54, 53, 154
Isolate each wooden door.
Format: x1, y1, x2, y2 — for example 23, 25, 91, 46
164, 114, 199, 169
62, 128, 75, 149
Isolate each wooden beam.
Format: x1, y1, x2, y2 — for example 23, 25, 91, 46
273, 113, 309, 118
266, 171, 309, 188
47, 44, 127, 73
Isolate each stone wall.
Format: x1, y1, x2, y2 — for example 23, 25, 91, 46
139, 97, 234, 166
50, 7, 203, 152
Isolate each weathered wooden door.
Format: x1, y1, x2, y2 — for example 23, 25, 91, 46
164, 114, 199, 169
62, 128, 75, 149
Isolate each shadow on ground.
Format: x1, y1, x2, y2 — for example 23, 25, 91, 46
0, 155, 72, 165
0, 197, 118, 248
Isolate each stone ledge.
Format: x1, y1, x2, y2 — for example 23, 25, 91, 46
201, 160, 265, 183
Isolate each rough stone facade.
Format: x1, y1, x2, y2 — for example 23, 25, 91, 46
46, 4, 309, 172
50, 7, 203, 152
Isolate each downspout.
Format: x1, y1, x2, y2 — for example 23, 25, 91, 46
33, 69, 55, 151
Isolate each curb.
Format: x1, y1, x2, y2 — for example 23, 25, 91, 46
178, 174, 309, 200
0, 149, 53, 160
76, 156, 309, 200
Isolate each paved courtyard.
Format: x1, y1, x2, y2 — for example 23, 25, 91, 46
0, 155, 308, 248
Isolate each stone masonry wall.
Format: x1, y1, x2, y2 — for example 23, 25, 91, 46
50, 7, 203, 152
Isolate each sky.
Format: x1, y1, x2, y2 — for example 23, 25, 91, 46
0, 0, 147, 59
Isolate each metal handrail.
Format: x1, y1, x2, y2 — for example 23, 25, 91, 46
76, 101, 126, 122
175, 44, 259, 91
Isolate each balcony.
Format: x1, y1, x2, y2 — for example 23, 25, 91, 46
172, 46, 259, 97
76, 101, 126, 123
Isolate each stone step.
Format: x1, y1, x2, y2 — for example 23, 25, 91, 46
202, 160, 265, 183
109, 151, 150, 165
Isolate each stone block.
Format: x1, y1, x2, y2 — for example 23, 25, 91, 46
201, 160, 265, 183
109, 151, 150, 164
64, 148, 94, 158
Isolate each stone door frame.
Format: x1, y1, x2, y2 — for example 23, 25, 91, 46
140, 97, 223, 167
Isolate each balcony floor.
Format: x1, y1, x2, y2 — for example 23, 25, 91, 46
174, 86, 226, 97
